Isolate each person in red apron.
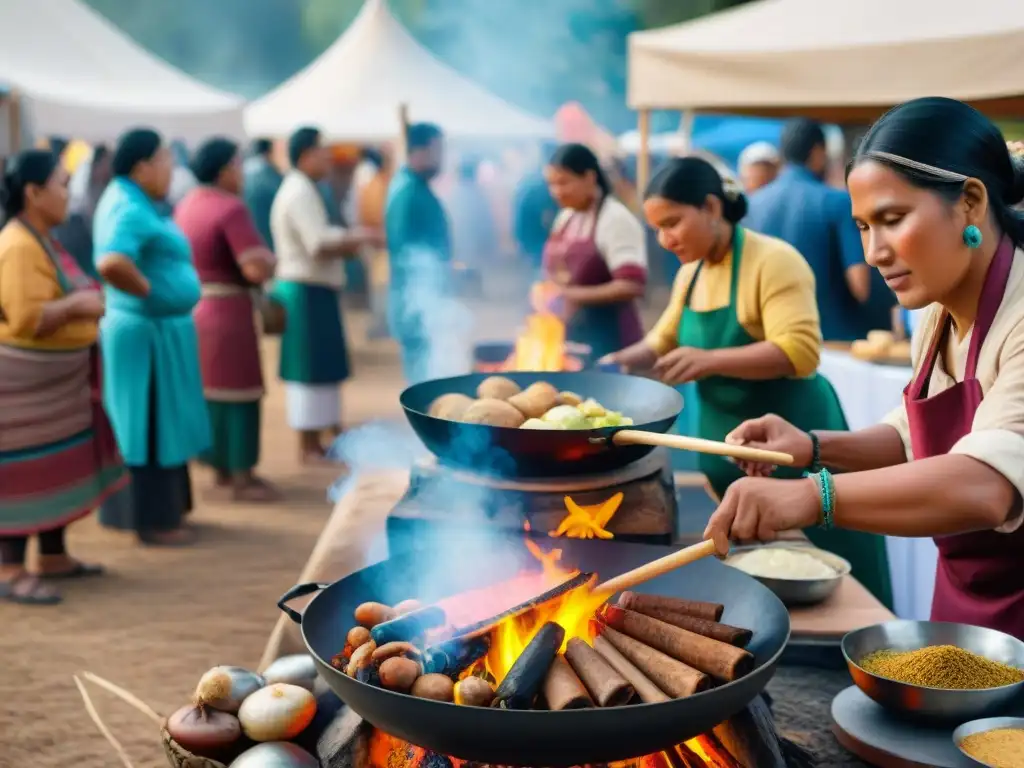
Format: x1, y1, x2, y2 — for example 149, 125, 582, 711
703, 97, 1024, 639
539, 144, 647, 361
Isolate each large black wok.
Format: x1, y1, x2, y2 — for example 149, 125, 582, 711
279, 537, 790, 766
400, 371, 684, 478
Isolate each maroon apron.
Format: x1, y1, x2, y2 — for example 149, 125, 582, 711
541, 207, 643, 360
904, 235, 1024, 638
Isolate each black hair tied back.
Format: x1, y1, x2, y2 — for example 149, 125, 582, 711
645, 156, 748, 224
548, 143, 613, 198
852, 97, 1024, 245
1, 149, 60, 221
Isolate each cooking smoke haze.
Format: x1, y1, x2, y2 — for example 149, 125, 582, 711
327, 244, 518, 594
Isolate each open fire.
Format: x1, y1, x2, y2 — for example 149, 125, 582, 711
366, 727, 746, 768
475, 283, 583, 373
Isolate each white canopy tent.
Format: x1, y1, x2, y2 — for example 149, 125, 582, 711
0, 0, 245, 147
628, 0, 1024, 121
244, 0, 552, 141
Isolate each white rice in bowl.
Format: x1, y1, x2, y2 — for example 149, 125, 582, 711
726, 547, 839, 580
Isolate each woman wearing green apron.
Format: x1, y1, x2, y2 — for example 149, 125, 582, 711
603, 157, 891, 607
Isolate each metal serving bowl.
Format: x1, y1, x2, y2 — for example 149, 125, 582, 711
722, 543, 849, 606
953, 716, 1024, 767
843, 621, 1024, 724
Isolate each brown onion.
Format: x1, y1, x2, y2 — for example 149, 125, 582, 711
194, 666, 266, 713
167, 704, 241, 758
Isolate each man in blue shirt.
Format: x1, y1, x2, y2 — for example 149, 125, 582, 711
243, 138, 283, 250
385, 123, 457, 383
744, 119, 894, 341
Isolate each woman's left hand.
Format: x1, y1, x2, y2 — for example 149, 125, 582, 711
653, 346, 716, 384
703, 476, 821, 556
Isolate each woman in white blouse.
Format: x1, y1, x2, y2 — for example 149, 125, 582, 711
541, 144, 648, 360
704, 97, 1024, 639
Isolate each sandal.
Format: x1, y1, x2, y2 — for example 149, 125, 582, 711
40, 560, 106, 580
0, 574, 62, 605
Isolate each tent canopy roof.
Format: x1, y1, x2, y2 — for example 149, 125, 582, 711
628, 0, 1024, 121
0, 0, 244, 142
244, 0, 552, 141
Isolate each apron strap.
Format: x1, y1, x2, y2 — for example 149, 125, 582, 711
682, 225, 745, 309
15, 218, 75, 295
964, 234, 1014, 379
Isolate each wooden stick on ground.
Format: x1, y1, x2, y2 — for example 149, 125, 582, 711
81, 671, 164, 726
73, 675, 137, 768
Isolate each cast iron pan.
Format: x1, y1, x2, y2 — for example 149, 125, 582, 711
400, 371, 684, 478
279, 537, 790, 766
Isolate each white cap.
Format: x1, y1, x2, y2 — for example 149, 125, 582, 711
738, 141, 780, 170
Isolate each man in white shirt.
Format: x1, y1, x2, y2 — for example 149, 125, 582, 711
270, 126, 380, 462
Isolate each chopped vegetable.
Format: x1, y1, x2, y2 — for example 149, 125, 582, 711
540, 405, 590, 430
520, 401, 634, 430
521, 418, 561, 430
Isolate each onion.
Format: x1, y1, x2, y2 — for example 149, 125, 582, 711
262, 654, 317, 691
195, 666, 266, 713
237, 683, 316, 742
229, 741, 319, 767
166, 704, 241, 759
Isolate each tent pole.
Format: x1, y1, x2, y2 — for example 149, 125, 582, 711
636, 109, 650, 198
397, 103, 410, 165
9, 89, 22, 152
677, 109, 695, 154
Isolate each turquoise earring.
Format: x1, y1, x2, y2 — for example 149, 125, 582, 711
963, 224, 983, 248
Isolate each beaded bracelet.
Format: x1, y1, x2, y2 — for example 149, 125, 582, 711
806, 431, 822, 473
812, 468, 836, 529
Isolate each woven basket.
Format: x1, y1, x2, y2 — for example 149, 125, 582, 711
161, 729, 227, 768
74, 671, 230, 768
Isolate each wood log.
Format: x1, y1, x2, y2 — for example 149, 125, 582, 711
592, 636, 668, 704
617, 591, 723, 621
601, 605, 753, 682
565, 638, 635, 707
543, 655, 593, 710
492, 622, 564, 710
597, 626, 707, 698
626, 605, 752, 647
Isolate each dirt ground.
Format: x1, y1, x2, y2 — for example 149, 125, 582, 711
0, 276, 672, 768
0, 306, 415, 768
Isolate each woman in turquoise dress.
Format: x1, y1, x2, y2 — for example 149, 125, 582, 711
93, 129, 210, 547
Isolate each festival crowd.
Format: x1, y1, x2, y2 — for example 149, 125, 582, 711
3, 99, 1024, 639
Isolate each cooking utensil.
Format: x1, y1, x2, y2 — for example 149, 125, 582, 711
401, 371, 792, 478
953, 716, 1024, 767
723, 544, 849, 606
595, 539, 719, 596
842, 621, 1024, 724
278, 537, 790, 766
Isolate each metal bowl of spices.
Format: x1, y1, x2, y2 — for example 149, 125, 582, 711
954, 716, 1024, 767
842, 621, 1024, 724
723, 543, 849, 606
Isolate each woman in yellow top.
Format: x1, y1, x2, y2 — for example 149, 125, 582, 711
605, 156, 891, 606
0, 149, 126, 604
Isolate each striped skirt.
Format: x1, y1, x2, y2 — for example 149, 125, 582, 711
0, 344, 127, 535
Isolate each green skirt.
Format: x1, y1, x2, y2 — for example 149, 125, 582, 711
200, 401, 261, 473
274, 281, 350, 385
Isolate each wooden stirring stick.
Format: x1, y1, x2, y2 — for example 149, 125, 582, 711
595, 539, 720, 597
609, 430, 793, 466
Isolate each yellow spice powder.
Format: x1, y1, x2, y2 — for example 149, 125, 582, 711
859, 645, 1024, 690
960, 728, 1024, 768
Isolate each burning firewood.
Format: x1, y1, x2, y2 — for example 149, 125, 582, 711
565, 637, 635, 707
600, 606, 754, 682
596, 625, 708, 698
420, 636, 490, 678
617, 592, 724, 622
492, 622, 564, 710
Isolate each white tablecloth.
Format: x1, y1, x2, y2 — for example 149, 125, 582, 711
818, 350, 938, 621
